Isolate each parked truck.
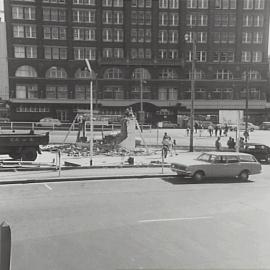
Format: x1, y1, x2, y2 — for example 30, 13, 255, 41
0, 132, 49, 161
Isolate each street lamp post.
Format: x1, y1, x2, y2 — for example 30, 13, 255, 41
185, 32, 196, 152
245, 70, 249, 143
139, 68, 144, 132
84, 59, 94, 166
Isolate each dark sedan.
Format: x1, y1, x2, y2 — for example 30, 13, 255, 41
241, 143, 270, 163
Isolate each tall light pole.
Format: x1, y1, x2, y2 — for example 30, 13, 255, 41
185, 32, 196, 152
139, 68, 145, 131
85, 59, 94, 166
245, 70, 250, 143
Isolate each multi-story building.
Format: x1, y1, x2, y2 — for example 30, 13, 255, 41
4, 0, 270, 124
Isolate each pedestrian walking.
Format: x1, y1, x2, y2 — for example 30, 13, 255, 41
214, 125, 218, 137
186, 126, 190, 136
208, 124, 213, 136
243, 130, 249, 141
194, 122, 199, 133
224, 124, 229, 136
215, 136, 221, 151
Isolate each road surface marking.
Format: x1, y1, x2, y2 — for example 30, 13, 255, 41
44, 183, 52, 190
138, 216, 213, 223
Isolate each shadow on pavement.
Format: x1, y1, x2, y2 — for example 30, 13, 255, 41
162, 176, 254, 185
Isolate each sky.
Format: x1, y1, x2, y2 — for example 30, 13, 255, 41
0, 0, 269, 54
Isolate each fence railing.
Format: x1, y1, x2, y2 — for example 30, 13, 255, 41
0, 122, 152, 132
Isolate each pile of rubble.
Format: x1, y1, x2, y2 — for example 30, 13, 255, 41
40, 143, 157, 158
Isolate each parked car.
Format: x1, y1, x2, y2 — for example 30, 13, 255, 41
229, 122, 259, 132
160, 121, 178, 128
260, 122, 270, 130
240, 143, 270, 163
171, 152, 261, 181
36, 118, 62, 127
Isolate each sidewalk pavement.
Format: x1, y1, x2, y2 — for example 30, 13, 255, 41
0, 151, 199, 184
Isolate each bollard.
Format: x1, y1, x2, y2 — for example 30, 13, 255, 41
0, 221, 11, 270
58, 150, 61, 177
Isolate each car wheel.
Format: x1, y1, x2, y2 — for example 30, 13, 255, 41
238, 170, 249, 181
192, 171, 205, 182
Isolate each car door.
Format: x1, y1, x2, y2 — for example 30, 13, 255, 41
207, 155, 229, 178
225, 155, 241, 177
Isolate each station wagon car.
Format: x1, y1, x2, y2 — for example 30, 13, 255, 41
171, 152, 262, 181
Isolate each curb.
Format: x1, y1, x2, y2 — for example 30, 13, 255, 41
0, 173, 175, 185
0, 163, 171, 172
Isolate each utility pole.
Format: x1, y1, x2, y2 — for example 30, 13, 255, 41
245, 70, 249, 143
188, 32, 196, 152
84, 59, 94, 166
139, 68, 144, 132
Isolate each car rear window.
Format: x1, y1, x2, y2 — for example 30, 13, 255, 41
239, 155, 256, 162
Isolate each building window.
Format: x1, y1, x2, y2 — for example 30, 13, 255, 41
43, 0, 66, 3
73, 0, 95, 5
243, 15, 253, 27
254, 0, 264, 9
132, 68, 151, 80
159, 30, 168, 43
188, 70, 205, 80
187, 51, 207, 62
45, 67, 67, 78
243, 0, 253, 9
216, 69, 233, 80
42, 7, 66, 22
13, 24, 36, 38
16, 105, 50, 113
103, 86, 124, 99
12, 6, 36, 20
44, 47, 67, 59
242, 32, 252, 43
253, 32, 263, 43
241, 51, 251, 62
187, 0, 208, 9
73, 27, 95, 41
103, 48, 124, 58
215, 0, 236, 9
253, 51, 262, 62
102, 0, 113, 6
15, 65, 37, 77
104, 68, 123, 79
43, 26, 66, 40
46, 85, 68, 99
102, 28, 113, 41
75, 69, 91, 79
16, 84, 38, 99
253, 15, 264, 27
159, 68, 178, 79
130, 48, 151, 59
72, 9, 96, 23
74, 47, 96, 60
213, 51, 234, 62
14, 45, 37, 58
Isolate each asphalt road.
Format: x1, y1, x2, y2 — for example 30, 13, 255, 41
2, 165, 270, 270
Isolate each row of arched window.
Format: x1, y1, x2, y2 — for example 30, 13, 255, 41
14, 65, 263, 80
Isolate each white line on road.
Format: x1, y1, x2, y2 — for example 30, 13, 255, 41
138, 216, 213, 223
44, 183, 52, 190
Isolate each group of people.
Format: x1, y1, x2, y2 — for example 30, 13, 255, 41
186, 123, 230, 137
215, 136, 246, 151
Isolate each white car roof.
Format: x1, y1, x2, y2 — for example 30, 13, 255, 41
203, 152, 251, 156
